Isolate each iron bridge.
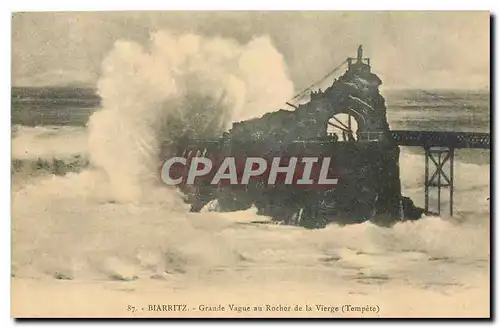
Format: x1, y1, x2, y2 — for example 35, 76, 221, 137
390, 130, 490, 217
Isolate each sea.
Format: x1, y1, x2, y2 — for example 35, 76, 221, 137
11, 86, 491, 317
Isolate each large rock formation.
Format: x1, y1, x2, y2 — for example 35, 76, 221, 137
172, 47, 424, 227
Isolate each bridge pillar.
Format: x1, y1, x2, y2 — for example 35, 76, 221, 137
424, 147, 455, 216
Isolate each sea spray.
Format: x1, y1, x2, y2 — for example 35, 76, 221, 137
11, 133, 490, 285
87, 30, 294, 203
10, 32, 489, 302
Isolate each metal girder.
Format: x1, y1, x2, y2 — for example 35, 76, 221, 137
424, 147, 455, 216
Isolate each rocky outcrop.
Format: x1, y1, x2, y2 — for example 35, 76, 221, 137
174, 52, 424, 227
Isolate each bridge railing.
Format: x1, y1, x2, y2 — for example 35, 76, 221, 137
391, 130, 490, 149
358, 131, 384, 142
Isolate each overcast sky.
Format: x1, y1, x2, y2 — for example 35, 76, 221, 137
12, 11, 490, 90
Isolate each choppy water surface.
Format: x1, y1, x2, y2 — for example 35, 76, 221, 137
11, 38, 490, 316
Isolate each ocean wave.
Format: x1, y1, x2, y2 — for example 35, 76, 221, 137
10, 30, 490, 297
11, 155, 88, 178
12, 125, 88, 161
10, 155, 489, 284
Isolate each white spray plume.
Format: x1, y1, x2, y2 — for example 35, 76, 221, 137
87, 30, 294, 202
